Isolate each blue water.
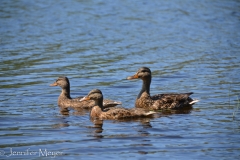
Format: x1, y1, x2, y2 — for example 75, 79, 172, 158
0, 0, 240, 159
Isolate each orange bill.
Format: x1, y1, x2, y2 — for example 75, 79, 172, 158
80, 96, 90, 101
50, 82, 58, 86
127, 74, 139, 80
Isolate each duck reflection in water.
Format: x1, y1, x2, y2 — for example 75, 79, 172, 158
92, 119, 104, 134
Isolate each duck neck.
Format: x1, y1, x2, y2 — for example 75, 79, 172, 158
61, 85, 71, 99
137, 77, 151, 99
95, 97, 104, 111
91, 98, 104, 119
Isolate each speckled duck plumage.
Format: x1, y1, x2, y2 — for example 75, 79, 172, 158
80, 89, 156, 120
50, 77, 121, 109
127, 67, 199, 110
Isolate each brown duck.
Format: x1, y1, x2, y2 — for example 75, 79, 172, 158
50, 77, 121, 109
80, 89, 156, 120
127, 67, 199, 110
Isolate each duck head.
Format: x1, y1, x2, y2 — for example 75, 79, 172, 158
50, 77, 70, 90
127, 67, 152, 80
80, 89, 103, 103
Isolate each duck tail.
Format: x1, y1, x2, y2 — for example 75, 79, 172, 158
189, 99, 199, 105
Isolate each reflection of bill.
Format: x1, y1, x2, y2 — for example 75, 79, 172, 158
1, 148, 63, 158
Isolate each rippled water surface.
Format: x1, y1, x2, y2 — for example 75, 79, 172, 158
1, 0, 240, 159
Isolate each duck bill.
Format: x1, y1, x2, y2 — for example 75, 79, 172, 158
127, 74, 139, 80
80, 96, 90, 101
50, 82, 58, 86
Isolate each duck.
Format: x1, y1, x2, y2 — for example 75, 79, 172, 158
50, 77, 121, 109
80, 89, 156, 120
127, 67, 199, 110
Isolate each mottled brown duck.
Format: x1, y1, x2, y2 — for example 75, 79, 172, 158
50, 77, 121, 109
80, 89, 156, 120
127, 67, 199, 110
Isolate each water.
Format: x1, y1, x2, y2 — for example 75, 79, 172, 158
0, 0, 240, 159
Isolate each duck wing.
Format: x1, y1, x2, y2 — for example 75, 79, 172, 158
103, 99, 122, 108
151, 92, 194, 109
101, 107, 156, 120
101, 107, 133, 119
151, 92, 193, 100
